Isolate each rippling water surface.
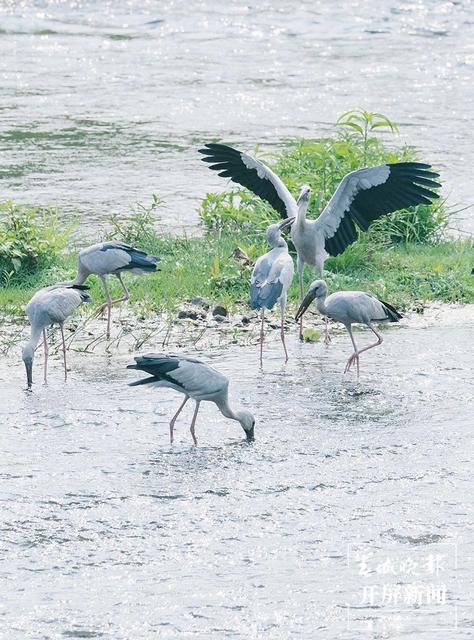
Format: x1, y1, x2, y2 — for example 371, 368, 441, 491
0, 0, 473, 232
1, 307, 473, 638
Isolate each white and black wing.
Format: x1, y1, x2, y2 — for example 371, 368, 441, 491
127, 354, 228, 397
315, 163, 441, 256
250, 252, 294, 311
199, 143, 297, 219
100, 242, 160, 273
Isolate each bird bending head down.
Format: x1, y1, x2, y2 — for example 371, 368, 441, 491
234, 410, 255, 442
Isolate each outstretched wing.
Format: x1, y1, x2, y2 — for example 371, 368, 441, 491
315, 163, 441, 256
199, 143, 297, 219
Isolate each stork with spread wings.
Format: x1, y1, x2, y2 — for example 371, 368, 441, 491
199, 143, 440, 339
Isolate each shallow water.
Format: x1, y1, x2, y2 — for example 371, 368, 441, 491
1, 0, 474, 233
1, 307, 473, 638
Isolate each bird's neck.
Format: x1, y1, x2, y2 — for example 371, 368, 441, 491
270, 238, 287, 250
23, 325, 43, 358
294, 200, 309, 230
57, 263, 89, 287
215, 393, 238, 422
315, 295, 328, 316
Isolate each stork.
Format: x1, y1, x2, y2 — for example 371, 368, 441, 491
61, 241, 159, 338
199, 143, 440, 339
295, 280, 402, 377
127, 354, 255, 445
22, 284, 91, 389
251, 218, 294, 366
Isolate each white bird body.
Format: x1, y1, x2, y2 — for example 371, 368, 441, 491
61, 241, 160, 338
128, 354, 255, 444
316, 290, 395, 326
250, 220, 294, 365
22, 285, 91, 388
295, 280, 402, 376
77, 242, 158, 277
26, 285, 87, 327
251, 246, 294, 310
200, 143, 440, 338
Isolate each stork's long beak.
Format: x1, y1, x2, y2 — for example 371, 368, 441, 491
245, 426, 255, 442
25, 360, 33, 390
295, 289, 317, 322
278, 217, 295, 231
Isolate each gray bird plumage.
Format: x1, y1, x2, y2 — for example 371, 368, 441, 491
60, 241, 160, 339
295, 280, 402, 376
199, 143, 439, 338
22, 284, 91, 388
127, 354, 255, 444
250, 219, 294, 365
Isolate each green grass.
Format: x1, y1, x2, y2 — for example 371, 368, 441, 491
1, 233, 473, 321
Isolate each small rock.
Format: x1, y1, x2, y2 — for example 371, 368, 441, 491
241, 316, 250, 325
212, 305, 228, 318
191, 296, 209, 309
178, 309, 199, 320
214, 314, 226, 323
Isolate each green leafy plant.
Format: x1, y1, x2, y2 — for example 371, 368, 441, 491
337, 109, 399, 164
106, 194, 163, 251
0, 201, 73, 278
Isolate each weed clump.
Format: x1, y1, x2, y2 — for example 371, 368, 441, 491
0, 201, 73, 286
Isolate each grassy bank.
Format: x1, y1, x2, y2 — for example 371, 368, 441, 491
1, 111, 474, 322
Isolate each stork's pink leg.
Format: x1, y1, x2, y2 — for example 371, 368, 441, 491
169, 396, 189, 444
189, 401, 201, 446
324, 316, 332, 345
345, 324, 383, 378
298, 267, 304, 341
94, 274, 131, 338
43, 328, 49, 384
280, 298, 288, 363
259, 309, 265, 368
60, 324, 68, 381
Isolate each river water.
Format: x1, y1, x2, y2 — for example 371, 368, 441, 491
1, 306, 473, 639
0, 0, 473, 233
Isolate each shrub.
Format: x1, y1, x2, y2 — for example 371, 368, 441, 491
0, 201, 73, 284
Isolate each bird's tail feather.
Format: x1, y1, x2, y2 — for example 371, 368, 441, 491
128, 376, 159, 387
379, 299, 403, 322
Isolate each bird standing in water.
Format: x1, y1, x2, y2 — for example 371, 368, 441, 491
127, 354, 255, 445
250, 218, 294, 366
199, 143, 439, 339
22, 284, 91, 389
295, 280, 402, 377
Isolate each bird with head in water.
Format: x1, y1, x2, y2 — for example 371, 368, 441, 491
127, 354, 256, 445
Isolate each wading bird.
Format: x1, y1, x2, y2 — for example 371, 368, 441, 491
127, 354, 255, 445
295, 280, 402, 377
199, 143, 440, 338
61, 241, 160, 338
22, 285, 91, 389
251, 218, 294, 366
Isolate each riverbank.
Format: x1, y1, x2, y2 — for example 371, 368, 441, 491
1, 128, 474, 343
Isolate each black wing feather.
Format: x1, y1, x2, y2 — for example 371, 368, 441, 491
199, 143, 290, 218
324, 163, 440, 256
